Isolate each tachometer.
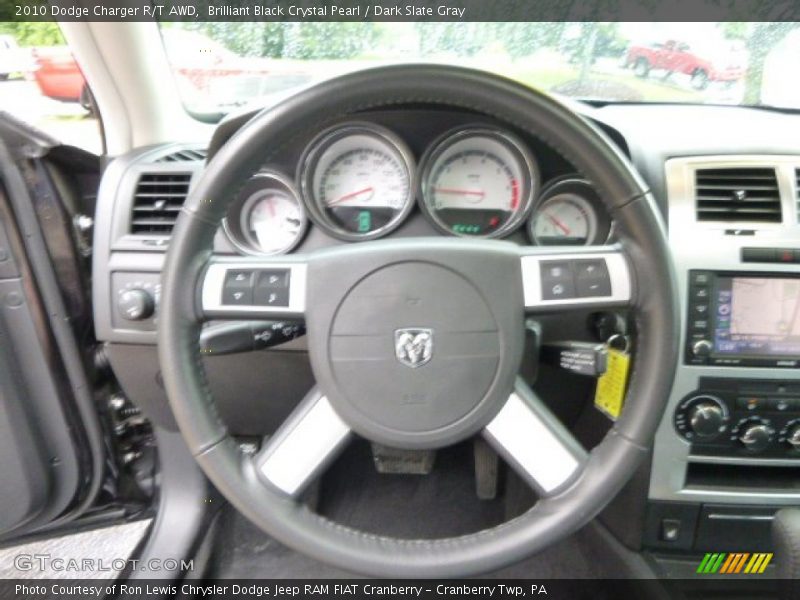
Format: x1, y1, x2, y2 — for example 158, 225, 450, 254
300, 123, 415, 240
528, 178, 611, 246
223, 172, 307, 255
420, 128, 537, 237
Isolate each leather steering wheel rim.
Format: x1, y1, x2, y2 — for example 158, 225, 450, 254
158, 65, 678, 577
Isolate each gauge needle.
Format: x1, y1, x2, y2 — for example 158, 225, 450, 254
433, 187, 485, 198
328, 186, 374, 206
546, 213, 571, 235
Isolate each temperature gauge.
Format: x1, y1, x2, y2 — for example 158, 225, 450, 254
529, 178, 611, 246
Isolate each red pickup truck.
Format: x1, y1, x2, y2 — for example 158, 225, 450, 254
624, 40, 745, 90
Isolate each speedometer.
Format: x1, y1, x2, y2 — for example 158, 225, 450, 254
300, 123, 415, 241
420, 128, 538, 237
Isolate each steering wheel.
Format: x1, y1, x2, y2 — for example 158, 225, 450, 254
159, 65, 678, 577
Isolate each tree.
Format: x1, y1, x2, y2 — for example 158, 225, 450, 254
0, 22, 64, 46
740, 24, 798, 105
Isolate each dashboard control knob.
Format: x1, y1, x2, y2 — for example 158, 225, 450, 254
691, 339, 712, 357
689, 402, 725, 437
786, 425, 800, 450
739, 423, 772, 453
117, 289, 155, 321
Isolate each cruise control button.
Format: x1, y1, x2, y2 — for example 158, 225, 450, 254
540, 261, 575, 300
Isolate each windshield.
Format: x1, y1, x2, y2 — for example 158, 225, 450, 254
159, 22, 800, 116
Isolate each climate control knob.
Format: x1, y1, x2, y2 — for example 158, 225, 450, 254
689, 402, 725, 437
674, 394, 728, 441
735, 418, 774, 453
117, 289, 155, 321
784, 423, 800, 450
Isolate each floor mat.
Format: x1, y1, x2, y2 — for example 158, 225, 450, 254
0, 519, 151, 579
208, 442, 603, 582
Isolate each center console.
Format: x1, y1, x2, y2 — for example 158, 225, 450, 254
647, 156, 800, 553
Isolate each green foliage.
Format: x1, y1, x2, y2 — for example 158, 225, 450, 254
177, 22, 379, 60
414, 22, 566, 58
0, 22, 64, 46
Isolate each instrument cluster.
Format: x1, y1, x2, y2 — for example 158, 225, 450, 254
222, 121, 613, 255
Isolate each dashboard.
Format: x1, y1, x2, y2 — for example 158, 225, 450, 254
92, 98, 800, 561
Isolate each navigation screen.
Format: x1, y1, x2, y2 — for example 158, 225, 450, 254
714, 276, 800, 357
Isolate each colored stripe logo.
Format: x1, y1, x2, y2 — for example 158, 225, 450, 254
697, 552, 772, 574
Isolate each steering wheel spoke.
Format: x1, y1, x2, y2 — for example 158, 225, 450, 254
199, 256, 308, 321
253, 387, 351, 498
483, 380, 587, 496
520, 246, 633, 312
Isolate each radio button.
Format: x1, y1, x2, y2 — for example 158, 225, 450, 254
691, 339, 712, 357
690, 271, 711, 285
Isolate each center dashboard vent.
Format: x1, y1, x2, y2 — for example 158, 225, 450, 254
695, 167, 782, 223
796, 169, 800, 221
130, 173, 192, 235
156, 148, 207, 163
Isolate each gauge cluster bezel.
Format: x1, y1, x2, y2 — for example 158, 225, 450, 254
297, 121, 417, 242
417, 126, 540, 239
221, 124, 613, 256
527, 176, 613, 247
222, 171, 308, 256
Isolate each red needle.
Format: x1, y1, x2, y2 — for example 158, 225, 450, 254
328, 186, 374, 206
434, 187, 485, 197
547, 213, 571, 235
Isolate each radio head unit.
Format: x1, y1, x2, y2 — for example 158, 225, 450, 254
686, 271, 800, 368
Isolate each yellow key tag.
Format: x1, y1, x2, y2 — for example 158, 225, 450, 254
594, 347, 631, 420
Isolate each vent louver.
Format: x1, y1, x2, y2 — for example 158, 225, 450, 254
130, 173, 192, 235
796, 169, 800, 222
695, 167, 782, 223
156, 148, 206, 163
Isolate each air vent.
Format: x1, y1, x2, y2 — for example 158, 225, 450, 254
796, 169, 800, 221
130, 173, 191, 235
156, 148, 206, 163
695, 167, 782, 223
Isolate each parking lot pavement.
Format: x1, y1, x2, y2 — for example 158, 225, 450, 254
0, 79, 102, 154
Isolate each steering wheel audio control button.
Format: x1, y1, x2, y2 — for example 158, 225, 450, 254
222, 270, 254, 305
574, 259, 611, 298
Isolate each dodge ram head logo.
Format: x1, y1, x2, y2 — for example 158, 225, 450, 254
394, 328, 433, 368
